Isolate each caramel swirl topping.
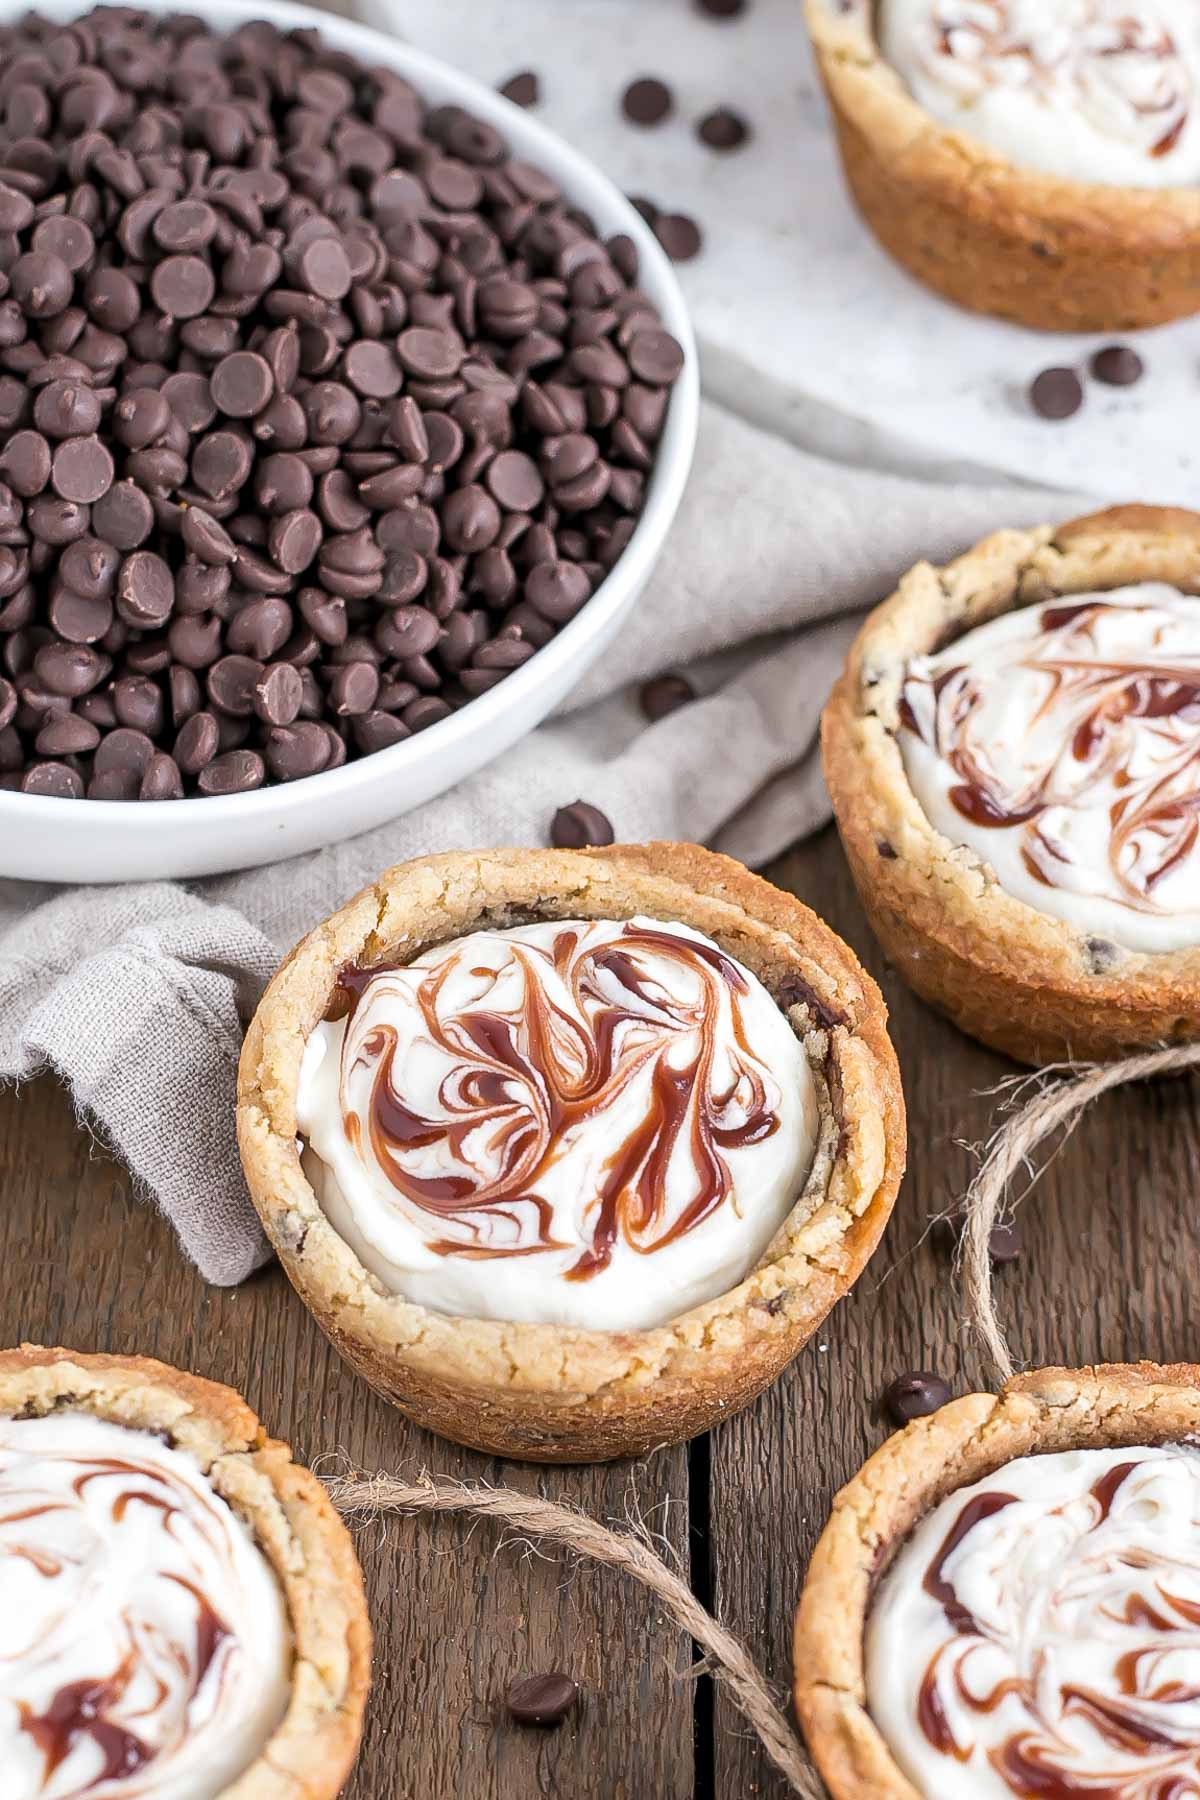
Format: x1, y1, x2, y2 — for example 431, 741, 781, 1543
867, 1445, 1200, 1800
899, 587, 1200, 952
0, 1413, 291, 1799
298, 917, 819, 1331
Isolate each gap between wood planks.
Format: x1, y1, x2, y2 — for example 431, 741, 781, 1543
689, 1432, 716, 1800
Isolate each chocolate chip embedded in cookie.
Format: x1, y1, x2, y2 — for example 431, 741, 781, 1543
237, 844, 906, 1462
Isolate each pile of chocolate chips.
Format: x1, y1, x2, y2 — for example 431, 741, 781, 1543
0, 7, 686, 800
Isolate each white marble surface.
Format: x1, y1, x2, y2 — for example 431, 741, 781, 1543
355, 0, 1200, 501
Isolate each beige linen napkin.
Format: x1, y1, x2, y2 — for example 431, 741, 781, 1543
0, 399, 1080, 1282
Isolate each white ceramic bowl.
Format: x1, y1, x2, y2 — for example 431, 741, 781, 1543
0, 0, 698, 883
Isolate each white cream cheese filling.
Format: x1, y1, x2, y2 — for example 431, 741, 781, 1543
867, 1443, 1200, 1800
297, 915, 819, 1330
881, 0, 1200, 186
0, 1412, 291, 1800
899, 584, 1200, 953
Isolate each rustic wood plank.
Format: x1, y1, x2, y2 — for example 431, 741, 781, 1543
0, 1075, 694, 1800
708, 825, 1200, 1800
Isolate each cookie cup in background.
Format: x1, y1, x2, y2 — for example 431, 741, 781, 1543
804, 0, 1200, 331
823, 506, 1200, 1064
0, 1345, 370, 1799
794, 1361, 1200, 1799
237, 844, 905, 1463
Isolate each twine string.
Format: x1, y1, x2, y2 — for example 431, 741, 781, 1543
959, 1042, 1200, 1386
328, 1470, 822, 1799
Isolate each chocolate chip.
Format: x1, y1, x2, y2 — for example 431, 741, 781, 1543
254, 661, 303, 726
641, 673, 695, 721
654, 213, 703, 262
622, 78, 673, 127
697, 108, 749, 150
526, 561, 591, 622
22, 759, 84, 798
500, 71, 540, 108
344, 341, 402, 400
988, 1221, 1023, 1264
175, 709, 219, 774
139, 751, 183, 801
35, 380, 102, 440
116, 550, 173, 629
266, 719, 329, 781
50, 435, 113, 504
196, 747, 265, 794
932, 1213, 1023, 1266
11, 252, 72, 319
1030, 367, 1084, 420
550, 800, 615, 848
151, 254, 216, 320
695, 0, 747, 14
506, 1672, 579, 1729
0, 429, 50, 497
628, 329, 685, 387
881, 1371, 952, 1427
211, 352, 274, 420
1090, 344, 1144, 388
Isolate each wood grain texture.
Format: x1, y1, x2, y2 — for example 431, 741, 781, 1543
3, 825, 1194, 1798
0, 1078, 694, 1800
710, 827, 1200, 1800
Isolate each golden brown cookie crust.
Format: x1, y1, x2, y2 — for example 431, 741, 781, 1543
822, 504, 1200, 1064
794, 1360, 1200, 1799
0, 1345, 371, 1800
237, 843, 906, 1464
805, 0, 1200, 331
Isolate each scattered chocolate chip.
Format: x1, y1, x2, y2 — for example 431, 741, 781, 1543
641, 673, 695, 721
931, 1213, 1023, 1265
550, 800, 615, 848
500, 71, 540, 108
506, 1672, 579, 1728
697, 107, 749, 150
882, 1371, 952, 1426
876, 839, 898, 860
654, 212, 704, 262
1029, 367, 1084, 420
622, 78, 673, 127
695, 0, 748, 15
1090, 344, 1145, 388
0, 4, 686, 803
987, 1221, 1023, 1265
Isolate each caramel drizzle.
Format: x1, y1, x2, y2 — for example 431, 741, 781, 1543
913, 1461, 1200, 1798
334, 923, 784, 1280
0, 1447, 235, 1795
902, 601, 1200, 914
918, 1, 1191, 157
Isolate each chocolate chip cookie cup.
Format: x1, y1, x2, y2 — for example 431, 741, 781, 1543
805, 0, 1200, 331
0, 1344, 370, 1797
823, 505, 1200, 1065
794, 1362, 1200, 1800
237, 845, 905, 1463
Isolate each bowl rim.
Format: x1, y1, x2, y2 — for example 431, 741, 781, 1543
0, 0, 699, 837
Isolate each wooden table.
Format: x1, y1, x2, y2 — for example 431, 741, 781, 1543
2, 825, 1194, 1800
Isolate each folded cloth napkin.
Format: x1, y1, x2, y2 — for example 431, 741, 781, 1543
0, 398, 1082, 1283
